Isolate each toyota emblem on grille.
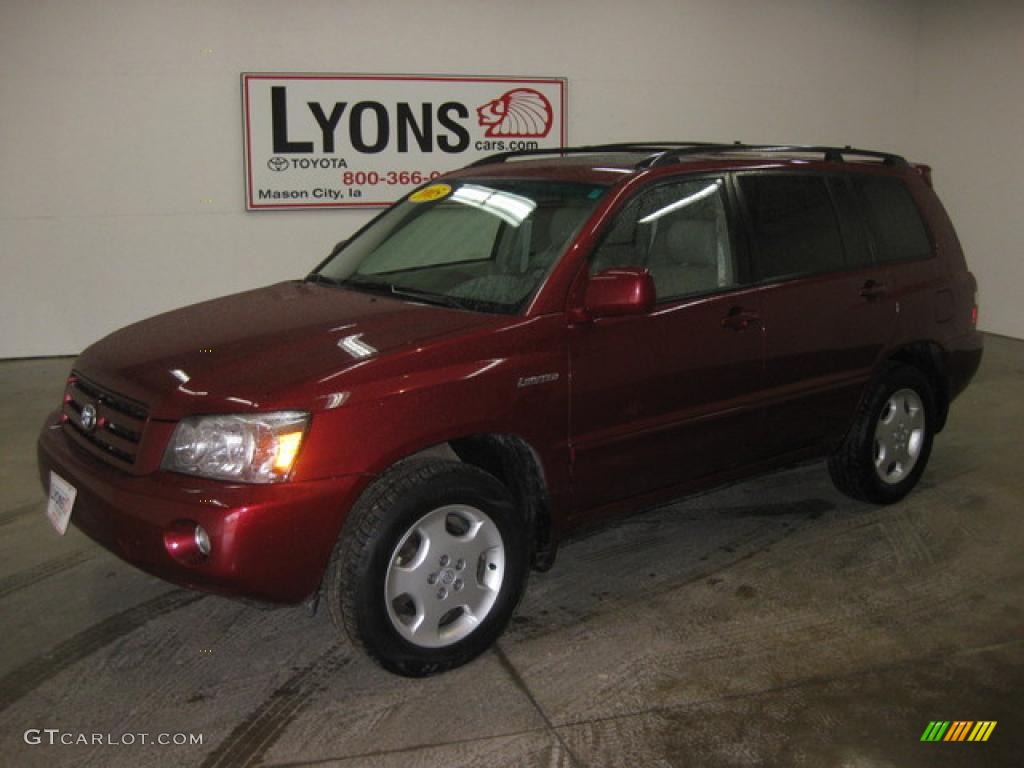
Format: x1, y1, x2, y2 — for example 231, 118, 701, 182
80, 404, 98, 432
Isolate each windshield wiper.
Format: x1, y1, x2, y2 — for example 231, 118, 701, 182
339, 276, 396, 295
305, 273, 340, 286
337, 276, 470, 310
387, 286, 468, 310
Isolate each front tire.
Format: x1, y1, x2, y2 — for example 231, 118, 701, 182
829, 363, 935, 504
326, 459, 527, 676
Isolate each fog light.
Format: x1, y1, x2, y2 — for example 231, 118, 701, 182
164, 520, 211, 564
194, 525, 211, 556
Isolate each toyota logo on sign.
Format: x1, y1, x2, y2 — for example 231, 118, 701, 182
267, 156, 289, 172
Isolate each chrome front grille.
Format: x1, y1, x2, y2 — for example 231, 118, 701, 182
62, 373, 148, 466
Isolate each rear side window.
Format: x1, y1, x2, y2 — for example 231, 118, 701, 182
829, 178, 873, 269
853, 176, 932, 262
740, 175, 845, 280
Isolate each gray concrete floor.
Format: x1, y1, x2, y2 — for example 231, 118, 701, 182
1, 335, 1021, 767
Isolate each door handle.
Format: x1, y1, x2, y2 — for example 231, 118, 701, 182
721, 306, 759, 331
860, 279, 888, 301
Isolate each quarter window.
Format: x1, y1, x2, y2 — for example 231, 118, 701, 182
740, 175, 845, 280
853, 176, 932, 262
589, 178, 735, 302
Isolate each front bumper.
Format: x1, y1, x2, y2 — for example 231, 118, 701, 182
37, 411, 368, 603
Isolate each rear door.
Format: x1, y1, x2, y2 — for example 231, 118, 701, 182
737, 173, 897, 457
850, 174, 945, 342
568, 176, 764, 515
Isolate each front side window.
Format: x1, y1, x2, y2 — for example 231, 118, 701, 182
314, 180, 606, 314
853, 176, 932, 263
589, 177, 736, 302
740, 174, 846, 280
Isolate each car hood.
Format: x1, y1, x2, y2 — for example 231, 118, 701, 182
74, 281, 500, 419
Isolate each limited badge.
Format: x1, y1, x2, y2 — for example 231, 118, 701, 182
408, 183, 452, 203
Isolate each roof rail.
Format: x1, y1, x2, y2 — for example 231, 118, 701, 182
644, 143, 908, 168
465, 142, 723, 167
467, 142, 907, 169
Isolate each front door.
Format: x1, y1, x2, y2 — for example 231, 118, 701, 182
569, 176, 764, 516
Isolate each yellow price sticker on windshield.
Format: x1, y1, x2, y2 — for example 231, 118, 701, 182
408, 184, 451, 203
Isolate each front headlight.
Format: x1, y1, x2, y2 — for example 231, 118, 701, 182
162, 411, 309, 483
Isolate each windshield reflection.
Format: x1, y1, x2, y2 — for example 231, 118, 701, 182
312, 179, 607, 314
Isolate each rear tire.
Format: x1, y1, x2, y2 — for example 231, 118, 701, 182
326, 459, 527, 676
828, 364, 935, 504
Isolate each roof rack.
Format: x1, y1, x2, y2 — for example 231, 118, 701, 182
465, 142, 721, 167
468, 142, 908, 169
647, 143, 908, 168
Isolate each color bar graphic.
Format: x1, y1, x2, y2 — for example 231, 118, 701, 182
943, 721, 973, 741
921, 720, 996, 742
967, 722, 997, 742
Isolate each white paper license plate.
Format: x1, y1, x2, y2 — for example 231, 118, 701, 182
46, 471, 77, 535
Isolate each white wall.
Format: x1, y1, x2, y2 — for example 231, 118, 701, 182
0, 0, 983, 357
915, 0, 1024, 340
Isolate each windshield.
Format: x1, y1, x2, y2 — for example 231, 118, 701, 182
312, 179, 607, 313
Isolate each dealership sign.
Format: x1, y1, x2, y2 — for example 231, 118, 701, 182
242, 74, 567, 210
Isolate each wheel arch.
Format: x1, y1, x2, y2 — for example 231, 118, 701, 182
885, 341, 951, 432
402, 433, 558, 571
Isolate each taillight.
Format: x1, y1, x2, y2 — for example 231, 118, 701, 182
971, 304, 979, 327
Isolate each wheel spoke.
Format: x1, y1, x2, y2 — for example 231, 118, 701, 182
462, 577, 497, 616
455, 605, 482, 631
409, 594, 446, 642
459, 518, 485, 544
893, 392, 907, 417
418, 512, 453, 553
907, 404, 924, 431
874, 439, 888, 470
875, 408, 896, 440
387, 563, 425, 601
907, 428, 923, 459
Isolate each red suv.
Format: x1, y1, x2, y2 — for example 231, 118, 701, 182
38, 143, 982, 675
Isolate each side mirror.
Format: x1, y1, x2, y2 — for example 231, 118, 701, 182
584, 268, 655, 319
